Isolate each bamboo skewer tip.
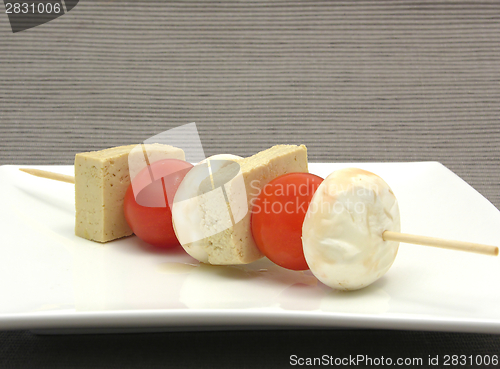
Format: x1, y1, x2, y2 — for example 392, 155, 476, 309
19, 168, 75, 184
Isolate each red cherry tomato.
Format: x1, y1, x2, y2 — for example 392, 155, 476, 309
124, 158, 193, 248
251, 172, 323, 270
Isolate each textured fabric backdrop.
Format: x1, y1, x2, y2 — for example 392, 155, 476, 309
1, 1, 499, 367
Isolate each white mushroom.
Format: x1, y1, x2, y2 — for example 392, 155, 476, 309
302, 168, 401, 290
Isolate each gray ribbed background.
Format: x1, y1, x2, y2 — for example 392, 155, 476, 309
1, 1, 499, 209
1, 2, 500, 366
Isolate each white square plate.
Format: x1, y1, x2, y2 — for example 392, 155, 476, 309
0, 163, 499, 334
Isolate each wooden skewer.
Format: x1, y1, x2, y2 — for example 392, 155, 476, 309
19, 168, 500, 257
383, 231, 499, 256
19, 168, 75, 184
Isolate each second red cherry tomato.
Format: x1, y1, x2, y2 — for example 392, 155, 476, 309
251, 172, 323, 270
